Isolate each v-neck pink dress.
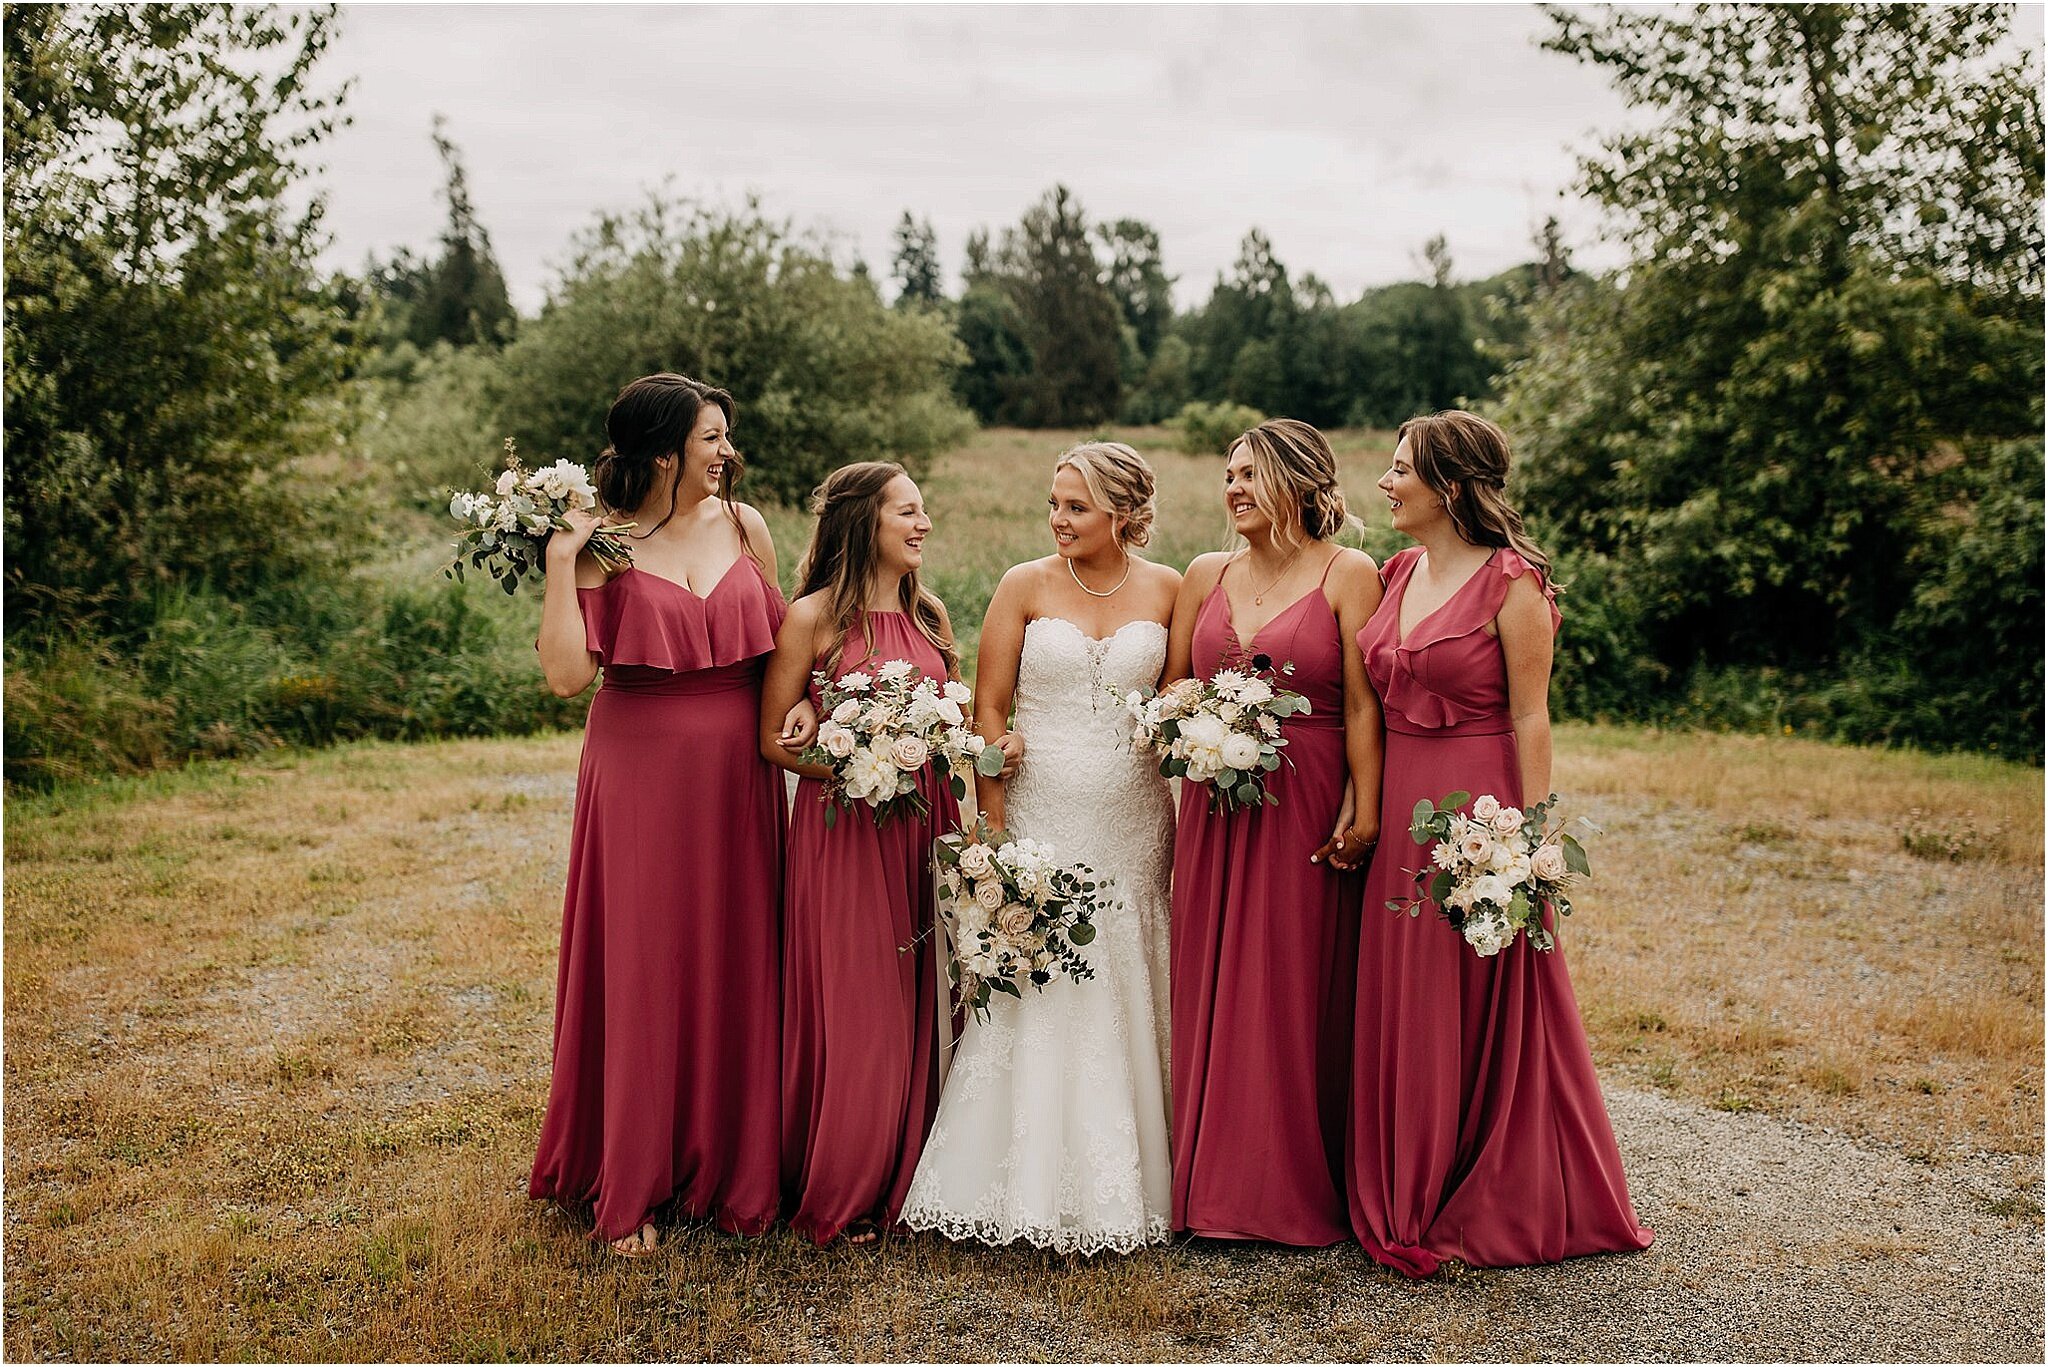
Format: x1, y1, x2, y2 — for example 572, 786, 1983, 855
1168, 556, 1362, 1247
781, 611, 962, 1245
1348, 545, 1652, 1275
529, 559, 788, 1242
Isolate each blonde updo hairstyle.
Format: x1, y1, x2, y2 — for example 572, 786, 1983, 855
1231, 417, 1358, 547
1396, 410, 1557, 587
1054, 441, 1157, 549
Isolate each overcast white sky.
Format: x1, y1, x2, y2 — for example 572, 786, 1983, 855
315, 3, 1650, 310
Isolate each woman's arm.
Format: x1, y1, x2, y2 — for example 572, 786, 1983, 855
971, 567, 1031, 831
759, 596, 834, 779
1320, 549, 1385, 871
1163, 552, 1228, 685
1497, 573, 1555, 804
537, 509, 606, 698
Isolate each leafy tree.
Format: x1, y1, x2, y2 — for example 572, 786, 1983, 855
890, 211, 943, 308
3, 3, 355, 625
490, 195, 973, 506
1096, 217, 1175, 360
1498, 3, 2042, 752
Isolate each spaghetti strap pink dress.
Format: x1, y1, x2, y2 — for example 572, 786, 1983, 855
1348, 545, 1653, 1275
1169, 557, 1362, 1247
529, 558, 787, 1242
781, 611, 961, 1245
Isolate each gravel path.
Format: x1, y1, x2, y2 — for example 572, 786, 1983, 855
990, 1085, 2045, 1363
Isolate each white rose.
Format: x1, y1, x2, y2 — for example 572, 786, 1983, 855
890, 735, 929, 770
943, 680, 971, 704
1457, 830, 1493, 866
1471, 794, 1501, 822
997, 903, 1036, 936
1489, 840, 1518, 873
1531, 844, 1569, 883
1469, 873, 1514, 909
1217, 701, 1243, 725
830, 699, 861, 725
934, 697, 964, 727
494, 468, 519, 495
1504, 851, 1534, 886
1220, 733, 1262, 770
1179, 713, 1229, 773
958, 844, 994, 878
973, 879, 1006, 911
1491, 807, 1524, 837
819, 723, 856, 759
861, 704, 891, 735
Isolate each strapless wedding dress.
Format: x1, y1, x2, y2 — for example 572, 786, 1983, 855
900, 616, 1175, 1254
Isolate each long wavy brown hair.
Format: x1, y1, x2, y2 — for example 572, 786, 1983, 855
1397, 410, 1558, 588
1231, 418, 1359, 548
795, 461, 957, 676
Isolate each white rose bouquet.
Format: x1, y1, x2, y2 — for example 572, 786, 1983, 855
446, 439, 635, 593
933, 819, 1105, 1022
1389, 791, 1592, 956
802, 663, 1007, 827
1118, 651, 1311, 812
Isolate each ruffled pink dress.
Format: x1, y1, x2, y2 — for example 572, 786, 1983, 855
781, 612, 961, 1245
1169, 559, 1362, 1246
529, 559, 787, 1241
1348, 545, 1652, 1275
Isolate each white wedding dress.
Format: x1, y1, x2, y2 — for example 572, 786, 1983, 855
900, 616, 1175, 1255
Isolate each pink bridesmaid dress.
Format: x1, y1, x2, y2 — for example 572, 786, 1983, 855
781, 611, 961, 1245
1349, 545, 1653, 1275
529, 557, 788, 1242
1170, 556, 1362, 1246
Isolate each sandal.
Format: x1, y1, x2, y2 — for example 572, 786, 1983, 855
843, 1218, 881, 1246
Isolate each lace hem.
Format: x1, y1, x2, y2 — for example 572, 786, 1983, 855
898, 1204, 1174, 1257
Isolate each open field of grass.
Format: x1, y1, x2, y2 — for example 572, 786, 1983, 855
5, 719, 2040, 1359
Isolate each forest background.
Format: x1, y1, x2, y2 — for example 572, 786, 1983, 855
4, 2, 2042, 791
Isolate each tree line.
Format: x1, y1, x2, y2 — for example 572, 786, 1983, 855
3, 2, 2039, 785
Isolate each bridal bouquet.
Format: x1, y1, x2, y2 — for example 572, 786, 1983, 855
1389, 791, 1592, 956
1119, 652, 1311, 811
446, 440, 635, 593
804, 662, 1007, 827
934, 820, 1104, 1022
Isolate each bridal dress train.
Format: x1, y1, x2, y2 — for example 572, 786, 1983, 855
900, 616, 1175, 1255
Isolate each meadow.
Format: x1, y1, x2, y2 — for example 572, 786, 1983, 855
4, 429, 2042, 1360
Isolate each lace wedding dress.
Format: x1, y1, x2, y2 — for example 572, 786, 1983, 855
899, 616, 1175, 1255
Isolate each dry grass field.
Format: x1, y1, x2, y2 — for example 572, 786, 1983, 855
6, 427, 2042, 1360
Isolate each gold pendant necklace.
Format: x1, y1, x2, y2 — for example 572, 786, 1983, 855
1246, 546, 1305, 605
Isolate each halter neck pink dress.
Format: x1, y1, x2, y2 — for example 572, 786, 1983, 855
1168, 555, 1362, 1247
529, 558, 788, 1242
781, 611, 962, 1245
1348, 545, 1652, 1275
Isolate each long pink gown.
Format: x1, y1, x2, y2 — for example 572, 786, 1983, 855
1349, 545, 1653, 1275
529, 558, 787, 1242
1170, 557, 1362, 1246
782, 611, 961, 1245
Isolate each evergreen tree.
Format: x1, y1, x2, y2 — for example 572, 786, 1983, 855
890, 210, 942, 308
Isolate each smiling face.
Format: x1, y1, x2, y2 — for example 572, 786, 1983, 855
1378, 435, 1448, 537
1048, 464, 1118, 561
874, 473, 931, 578
1223, 441, 1275, 540
677, 401, 737, 498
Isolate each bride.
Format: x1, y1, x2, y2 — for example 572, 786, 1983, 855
900, 441, 1180, 1255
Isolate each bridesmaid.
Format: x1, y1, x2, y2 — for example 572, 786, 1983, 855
761, 461, 984, 1246
529, 373, 808, 1257
1346, 410, 1653, 1275
1163, 418, 1384, 1246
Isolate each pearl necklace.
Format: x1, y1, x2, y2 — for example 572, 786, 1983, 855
1067, 550, 1131, 598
